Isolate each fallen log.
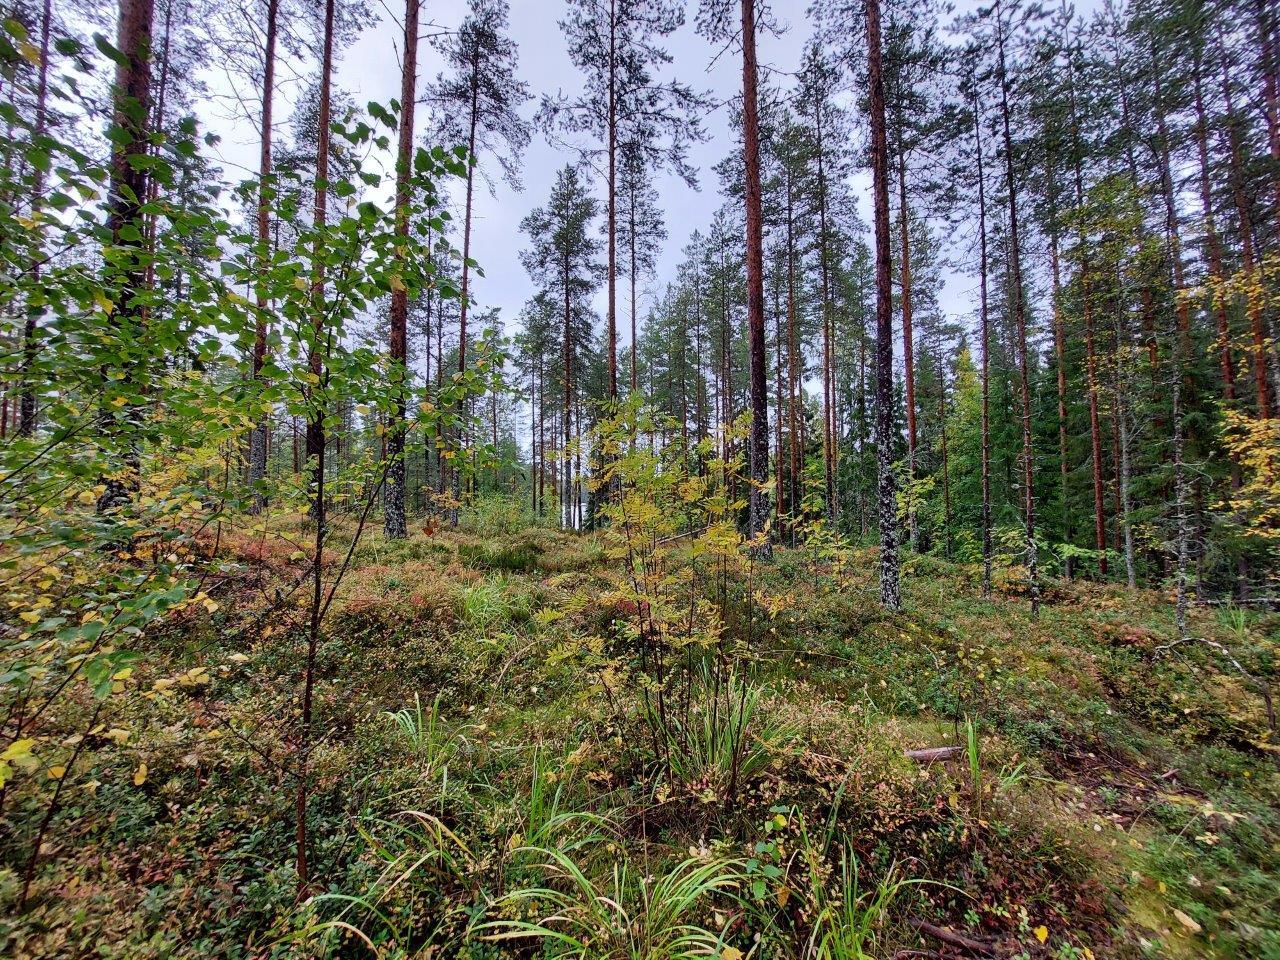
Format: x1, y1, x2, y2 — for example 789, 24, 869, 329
905, 746, 963, 763
908, 917, 993, 955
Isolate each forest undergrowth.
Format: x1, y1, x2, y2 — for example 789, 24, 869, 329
1, 492, 1276, 960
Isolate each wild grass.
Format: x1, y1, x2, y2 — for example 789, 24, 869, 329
457, 574, 533, 626
511, 746, 610, 856
792, 811, 938, 960
965, 714, 983, 819
383, 692, 465, 778
283, 810, 478, 955
478, 846, 744, 959
654, 667, 794, 802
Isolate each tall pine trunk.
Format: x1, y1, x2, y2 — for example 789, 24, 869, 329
629, 180, 638, 392
815, 105, 836, 524
1218, 32, 1272, 417
973, 93, 992, 599
305, 0, 335, 519
384, 0, 419, 539
17, 0, 53, 437
562, 255, 572, 529
866, 0, 900, 610
1256, 0, 1280, 241
97, 0, 154, 514
1192, 53, 1237, 403
786, 170, 800, 540
896, 128, 917, 547
247, 0, 279, 512
741, 0, 770, 556
995, 0, 1039, 614
1049, 233, 1072, 578
606, 0, 618, 399
773, 268, 784, 533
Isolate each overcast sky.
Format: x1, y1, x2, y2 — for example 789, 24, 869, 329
200, 0, 1099, 354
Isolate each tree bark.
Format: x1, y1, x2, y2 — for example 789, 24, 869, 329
741, 0, 770, 557
606, 0, 618, 399
939, 352, 951, 557
816, 103, 836, 524
1048, 223, 1072, 579
896, 127, 917, 547
384, 0, 419, 539
773, 264, 784, 533
305, 0, 335, 520
866, 0, 900, 611
995, 0, 1039, 614
973, 93, 992, 599
17, 0, 53, 437
1192, 53, 1237, 403
1150, 28, 1194, 635
629, 177, 638, 392
786, 170, 800, 540
1114, 326, 1137, 589
1218, 31, 1272, 418
97, 0, 154, 514
562, 253, 572, 528
1255, 0, 1280, 235
247, 0, 279, 512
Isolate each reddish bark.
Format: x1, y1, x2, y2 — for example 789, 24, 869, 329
741, 0, 770, 554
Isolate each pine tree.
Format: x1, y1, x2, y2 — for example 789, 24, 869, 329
795, 41, 852, 525
383, 0, 420, 540
245, 0, 281, 511
519, 165, 603, 529
866, 0, 901, 610
16, 0, 52, 437
426, 0, 531, 390
546, 0, 706, 401
991, 0, 1041, 612
618, 141, 666, 392
97, 0, 155, 514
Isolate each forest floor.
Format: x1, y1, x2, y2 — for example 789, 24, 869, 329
2, 503, 1278, 959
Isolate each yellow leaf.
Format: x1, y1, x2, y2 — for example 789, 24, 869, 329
48, 765, 66, 780
0, 738, 37, 787
19, 611, 39, 624
103, 728, 130, 744
1034, 925, 1049, 945
720, 949, 743, 960
133, 762, 148, 786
